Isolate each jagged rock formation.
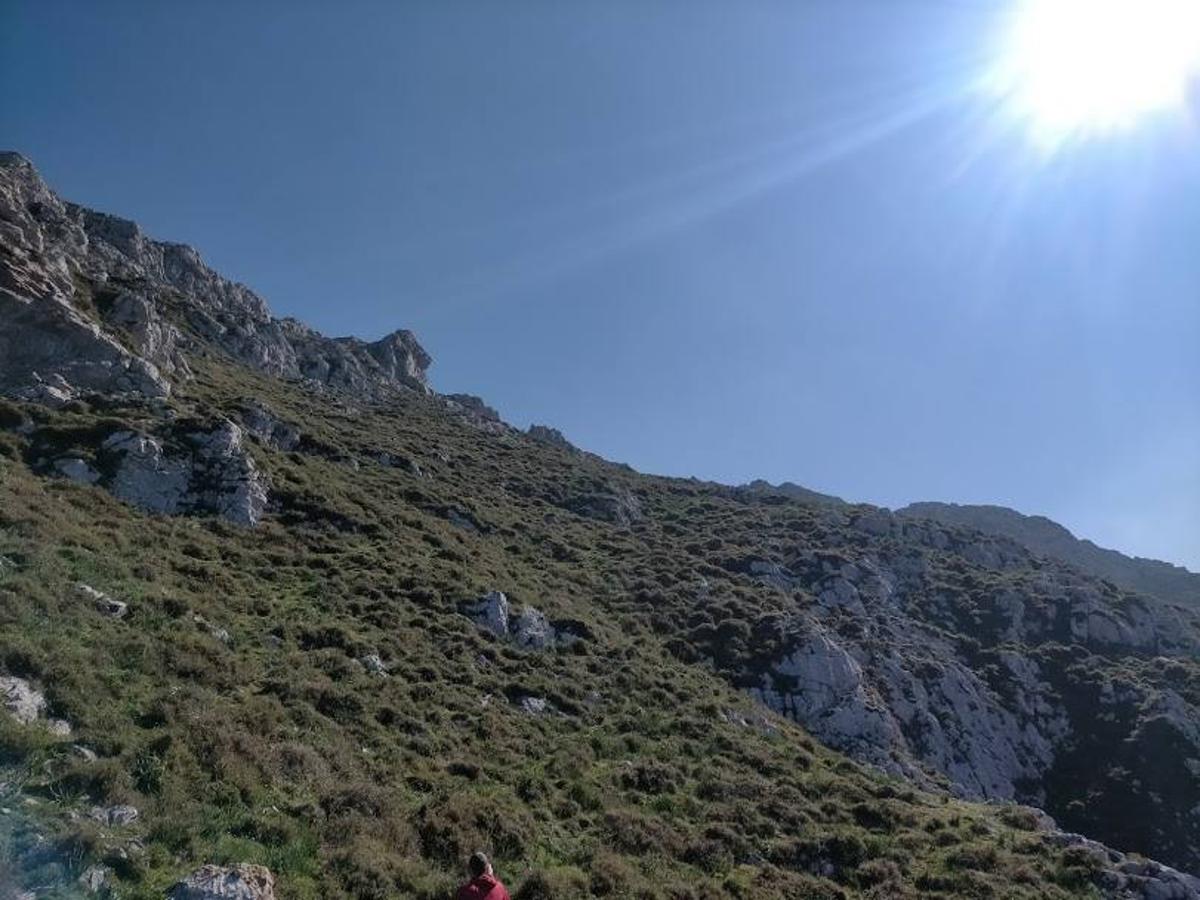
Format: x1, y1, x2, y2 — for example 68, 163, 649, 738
527, 424, 576, 451
700, 506, 1200, 871
0, 151, 431, 407
899, 501, 1200, 606
36, 418, 269, 526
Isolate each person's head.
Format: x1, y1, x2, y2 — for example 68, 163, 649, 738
468, 851, 492, 879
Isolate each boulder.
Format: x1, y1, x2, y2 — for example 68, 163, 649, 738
78, 864, 112, 895
102, 430, 190, 514
511, 606, 555, 650
168, 864, 276, 900
518, 696, 548, 715
0, 676, 46, 723
464, 591, 583, 650
359, 654, 389, 675
466, 590, 510, 638
89, 804, 139, 826
76, 583, 128, 618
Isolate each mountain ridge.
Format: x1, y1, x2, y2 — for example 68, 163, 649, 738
898, 501, 1199, 607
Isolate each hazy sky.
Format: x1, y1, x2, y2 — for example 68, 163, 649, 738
3, 1, 1198, 569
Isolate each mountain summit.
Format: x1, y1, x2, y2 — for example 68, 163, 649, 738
2, 154, 1199, 898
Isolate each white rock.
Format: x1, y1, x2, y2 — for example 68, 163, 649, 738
519, 696, 548, 715
168, 864, 276, 900
467, 590, 510, 638
360, 654, 388, 675
511, 606, 555, 649
79, 864, 112, 894
0, 676, 46, 723
90, 804, 139, 826
76, 583, 127, 618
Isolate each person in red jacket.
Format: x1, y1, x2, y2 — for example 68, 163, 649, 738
456, 851, 511, 900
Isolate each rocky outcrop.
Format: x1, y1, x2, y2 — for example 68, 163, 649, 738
95, 420, 268, 526
0, 152, 432, 405
698, 512, 1200, 869
463, 591, 584, 649
527, 424, 575, 451
1044, 831, 1200, 899
88, 804, 140, 827
168, 864, 276, 900
75, 583, 128, 618
0, 676, 70, 735
0, 675, 47, 724
0, 288, 170, 403
238, 401, 301, 452
562, 485, 643, 526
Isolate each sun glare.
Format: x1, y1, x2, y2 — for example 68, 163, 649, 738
994, 0, 1200, 143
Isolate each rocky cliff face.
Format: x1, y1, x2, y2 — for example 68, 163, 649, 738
0, 151, 432, 408
707, 507, 1200, 869
899, 501, 1200, 607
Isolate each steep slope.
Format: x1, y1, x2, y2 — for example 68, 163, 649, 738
1, 153, 1199, 899
898, 502, 1200, 607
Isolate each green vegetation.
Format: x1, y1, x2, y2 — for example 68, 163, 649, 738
0, 358, 1121, 898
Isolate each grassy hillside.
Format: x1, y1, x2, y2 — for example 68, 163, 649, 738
0, 357, 1116, 899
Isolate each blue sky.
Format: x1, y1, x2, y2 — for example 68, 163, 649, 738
3, 1, 1198, 569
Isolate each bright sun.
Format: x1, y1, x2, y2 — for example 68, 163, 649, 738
995, 0, 1200, 142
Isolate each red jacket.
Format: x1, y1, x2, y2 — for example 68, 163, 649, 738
456, 874, 511, 900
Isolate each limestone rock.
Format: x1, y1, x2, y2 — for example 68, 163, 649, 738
445, 393, 500, 422
0, 676, 46, 724
106, 289, 190, 379
98, 420, 268, 526
79, 864, 112, 895
748, 560, 799, 592
185, 421, 268, 527
463, 591, 583, 650
511, 606, 555, 650
76, 583, 128, 618
466, 590, 510, 638
359, 654, 389, 675
168, 864, 276, 900
0, 153, 433, 407
518, 696, 548, 715
102, 430, 190, 514
89, 804, 139, 826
